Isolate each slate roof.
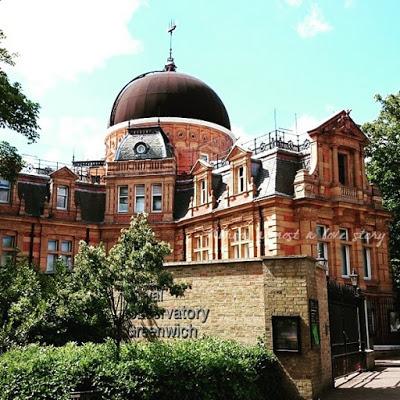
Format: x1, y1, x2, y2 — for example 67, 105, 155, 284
75, 190, 105, 223
174, 149, 303, 220
18, 182, 49, 216
115, 127, 173, 161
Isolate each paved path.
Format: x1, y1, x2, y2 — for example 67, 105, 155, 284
321, 359, 400, 400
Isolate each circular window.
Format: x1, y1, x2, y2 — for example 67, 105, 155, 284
134, 142, 148, 155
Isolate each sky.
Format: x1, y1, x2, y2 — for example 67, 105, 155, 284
0, 0, 399, 163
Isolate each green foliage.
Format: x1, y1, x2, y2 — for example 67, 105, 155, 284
363, 92, 400, 292
0, 141, 24, 183
0, 258, 110, 352
0, 338, 288, 400
0, 29, 40, 142
0, 28, 40, 182
73, 214, 188, 351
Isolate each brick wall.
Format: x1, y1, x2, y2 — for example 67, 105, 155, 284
133, 256, 332, 400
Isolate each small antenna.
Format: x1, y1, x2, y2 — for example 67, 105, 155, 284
295, 113, 298, 135
274, 108, 277, 131
165, 20, 177, 71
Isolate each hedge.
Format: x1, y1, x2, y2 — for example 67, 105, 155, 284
0, 338, 295, 400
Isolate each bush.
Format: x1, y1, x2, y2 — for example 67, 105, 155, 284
0, 338, 291, 400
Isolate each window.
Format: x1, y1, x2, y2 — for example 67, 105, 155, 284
152, 184, 162, 212
237, 166, 245, 193
192, 234, 210, 261
316, 225, 329, 274
46, 239, 72, 273
231, 226, 250, 259
118, 186, 128, 213
135, 184, 145, 213
0, 179, 10, 203
1, 235, 16, 265
200, 179, 207, 204
338, 153, 347, 185
362, 231, 372, 280
56, 185, 68, 209
200, 153, 209, 162
340, 228, 351, 276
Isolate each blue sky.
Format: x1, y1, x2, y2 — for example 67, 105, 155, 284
1, 0, 399, 162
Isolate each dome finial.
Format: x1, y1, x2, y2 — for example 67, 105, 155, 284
165, 20, 177, 72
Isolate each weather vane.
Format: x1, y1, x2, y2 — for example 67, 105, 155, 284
165, 20, 177, 71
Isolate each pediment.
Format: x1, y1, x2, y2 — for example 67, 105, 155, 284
307, 110, 368, 143
50, 166, 78, 180
225, 144, 252, 162
190, 159, 213, 175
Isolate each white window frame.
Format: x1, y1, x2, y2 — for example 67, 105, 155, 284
200, 179, 207, 205
0, 179, 11, 204
340, 228, 351, 277
135, 184, 145, 213
118, 186, 129, 213
151, 183, 163, 212
237, 166, 245, 193
231, 226, 250, 259
56, 185, 69, 210
1, 235, 16, 266
193, 233, 210, 261
362, 231, 372, 280
316, 224, 329, 274
46, 239, 73, 273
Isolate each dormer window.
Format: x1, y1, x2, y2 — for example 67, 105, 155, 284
200, 179, 207, 204
237, 166, 245, 193
56, 185, 68, 210
0, 179, 10, 203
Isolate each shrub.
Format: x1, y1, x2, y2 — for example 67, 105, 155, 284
0, 338, 291, 400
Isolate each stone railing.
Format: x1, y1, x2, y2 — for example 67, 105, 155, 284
340, 186, 358, 199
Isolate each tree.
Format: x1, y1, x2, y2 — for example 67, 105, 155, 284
0, 29, 40, 182
363, 92, 400, 292
74, 214, 188, 355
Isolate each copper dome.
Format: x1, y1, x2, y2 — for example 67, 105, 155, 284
109, 71, 231, 130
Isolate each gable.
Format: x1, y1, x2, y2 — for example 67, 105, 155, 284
50, 166, 78, 180
307, 110, 368, 143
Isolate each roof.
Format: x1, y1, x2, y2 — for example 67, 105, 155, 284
109, 71, 231, 130
115, 126, 173, 161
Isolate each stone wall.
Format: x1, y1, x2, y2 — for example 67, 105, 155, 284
133, 256, 332, 400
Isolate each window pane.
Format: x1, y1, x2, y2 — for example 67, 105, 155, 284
61, 240, 72, 253
361, 231, 369, 244
316, 225, 325, 239
0, 179, 10, 189
61, 255, 72, 268
57, 186, 68, 209
317, 242, 325, 259
136, 185, 145, 196
57, 186, 67, 196
341, 245, 349, 275
363, 248, 371, 278
2, 236, 15, 248
241, 243, 249, 258
153, 197, 162, 211
1, 252, 14, 266
0, 188, 10, 203
48, 240, 58, 251
233, 245, 239, 258
136, 197, 145, 213
46, 254, 56, 272
119, 186, 128, 196
338, 153, 347, 185
152, 184, 162, 196
339, 229, 348, 241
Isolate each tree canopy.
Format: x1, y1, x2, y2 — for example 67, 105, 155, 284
0, 29, 40, 182
363, 92, 400, 291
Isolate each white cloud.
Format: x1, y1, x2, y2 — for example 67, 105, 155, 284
290, 114, 319, 136
297, 5, 332, 38
285, 0, 303, 7
0, 0, 142, 96
42, 117, 106, 161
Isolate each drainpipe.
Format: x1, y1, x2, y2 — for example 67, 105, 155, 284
258, 206, 265, 257
217, 220, 222, 260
